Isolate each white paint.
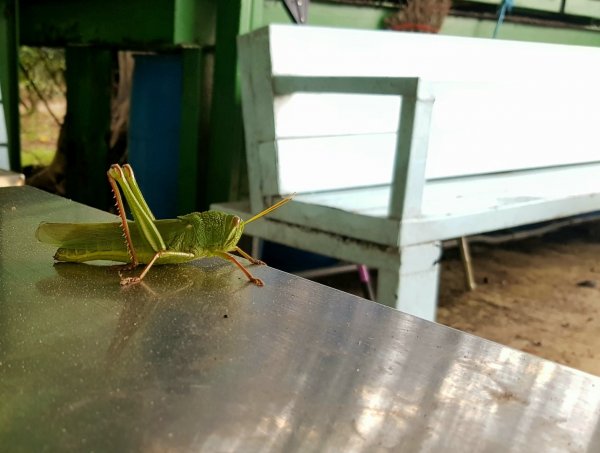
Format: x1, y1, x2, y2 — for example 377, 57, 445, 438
425, 81, 600, 178
0, 146, 9, 170
271, 79, 600, 191
268, 25, 600, 83
0, 86, 8, 169
274, 93, 401, 138
0, 101, 6, 144
277, 133, 396, 193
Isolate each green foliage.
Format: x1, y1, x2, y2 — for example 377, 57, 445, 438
19, 46, 65, 113
20, 146, 55, 167
19, 47, 65, 167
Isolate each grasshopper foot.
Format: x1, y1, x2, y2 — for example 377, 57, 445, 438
251, 277, 264, 287
250, 259, 266, 266
120, 276, 142, 286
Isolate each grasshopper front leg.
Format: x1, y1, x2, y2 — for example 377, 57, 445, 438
108, 164, 192, 285
235, 246, 265, 266
216, 252, 264, 287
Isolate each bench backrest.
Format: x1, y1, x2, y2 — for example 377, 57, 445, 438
239, 25, 600, 217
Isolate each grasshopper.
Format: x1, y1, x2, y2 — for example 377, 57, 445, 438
36, 164, 292, 286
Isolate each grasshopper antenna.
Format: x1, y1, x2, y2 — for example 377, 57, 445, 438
243, 194, 294, 225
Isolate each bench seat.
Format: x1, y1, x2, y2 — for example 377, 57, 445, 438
258, 162, 600, 246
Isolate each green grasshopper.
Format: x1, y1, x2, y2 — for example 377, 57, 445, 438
36, 164, 292, 286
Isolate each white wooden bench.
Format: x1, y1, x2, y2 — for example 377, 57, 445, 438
212, 25, 600, 321
0, 83, 23, 186
0, 81, 10, 170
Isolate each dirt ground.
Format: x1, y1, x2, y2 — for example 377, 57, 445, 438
437, 222, 600, 377
315, 221, 600, 377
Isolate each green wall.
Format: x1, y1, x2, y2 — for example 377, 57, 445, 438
443, 16, 600, 45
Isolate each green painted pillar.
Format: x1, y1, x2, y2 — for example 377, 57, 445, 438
203, 0, 246, 208
0, 0, 21, 170
178, 48, 204, 214
64, 46, 113, 210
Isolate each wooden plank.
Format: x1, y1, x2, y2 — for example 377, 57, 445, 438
389, 80, 432, 219
274, 92, 401, 138
425, 80, 600, 179
287, 163, 600, 221
0, 86, 7, 167
404, 192, 600, 245
273, 75, 420, 96
261, 196, 402, 247
273, 78, 600, 185
256, 141, 280, 196
238, 26, 277, 211
267, 25, 600, 81
0, 95, 6, 145
421, 163, 600, 217
293, 186, 390, 216
211, 200, 401, 270
250, 162, 600, 246
377, 242, 441, 318
273, 134, 397, 194
565, 0, 600, 18
0, 147, 8, 170
264, 181, 600, 247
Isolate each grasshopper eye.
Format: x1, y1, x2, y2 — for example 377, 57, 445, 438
232, 216, 241, 227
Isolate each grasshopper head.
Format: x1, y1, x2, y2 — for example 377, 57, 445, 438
183, 211, 244, 255
221, 214, 244, 251
183, 197, 292, 257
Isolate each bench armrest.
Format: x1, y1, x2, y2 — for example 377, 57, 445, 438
240, 30, 435, 220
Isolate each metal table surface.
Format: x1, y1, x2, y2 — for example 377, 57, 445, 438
1, 186, 600, 452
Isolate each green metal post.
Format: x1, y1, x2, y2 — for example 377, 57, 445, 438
64, 46, 112, 210
178, 47, 203, 214
178, 45, 214, 213
0, 0, 21, 170
203, 0, 244, 208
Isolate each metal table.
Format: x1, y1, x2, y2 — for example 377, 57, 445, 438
1, 186, 600, 452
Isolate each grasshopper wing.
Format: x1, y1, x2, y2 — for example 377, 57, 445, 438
36, 219, 190, 249
36, 222, 124, 248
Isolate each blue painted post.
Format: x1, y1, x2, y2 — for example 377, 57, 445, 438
129, 54, 182, 218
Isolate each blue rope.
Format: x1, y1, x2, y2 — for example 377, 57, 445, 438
493, 0, 514, 38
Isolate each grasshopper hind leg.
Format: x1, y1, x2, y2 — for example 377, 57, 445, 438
119, 251, 162, 286
119, 250, 196, 286
107, 166, 139, 267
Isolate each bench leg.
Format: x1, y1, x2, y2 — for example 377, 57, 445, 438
251, 236, 262, 258
458, 236, 477, 291
377, 242, 442, 321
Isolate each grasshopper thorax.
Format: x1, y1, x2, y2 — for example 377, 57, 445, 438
179, 211, 244, 256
